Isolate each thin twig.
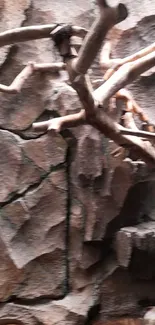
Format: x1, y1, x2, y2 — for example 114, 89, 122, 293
119, 125, 155, 141
0, 63, 34, 93
33, 109, 86, 132
115, 88, 154, 131
33, 62, 66, 72
0, 62, 65, 93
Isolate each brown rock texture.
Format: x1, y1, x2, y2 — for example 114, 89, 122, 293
0, 1, 155, 325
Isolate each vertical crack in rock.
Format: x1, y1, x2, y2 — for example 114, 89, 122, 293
65, 144, 72, 294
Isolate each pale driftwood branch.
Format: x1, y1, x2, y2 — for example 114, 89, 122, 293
69, 74, 96, 118
0, 0, 155, 165
0, 25, 87, 48
33, 109, 86, 132
33, 62, 66, 72
115, 88, 154, 132
0, 63, 34, 93
100, 42, 155, 131
33, 103, 155, 164
33, 2, 155, 165
100, 40, 155, 70
100, 41, 155, 80
0, 62, 65, 93
119, 125, 155, 141
94, 51, 155, 105
116, 93, 155, 140
71, 56, 155, 164
33, 57, 155, 164
72, 2, 128, 75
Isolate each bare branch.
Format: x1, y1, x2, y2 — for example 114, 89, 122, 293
100, 42, 155, 133
33, 62, 66, 72
0, 63, 34, 93
72, 2, 128, 75
32, 77, 155, 165
115, 88, 154, 131
1, 7, 154, 165
121, 111, 152, 139
0, 25, 87, 48
119, 125, 155, 142
100, 41, 155, 80
65, 44, 155, 165
62, 60, 155, 165
89, 110, 155, 165
33, 109, 86, 132
99, 42, 155, 131
94, 51, 155, 105
100, 41, 155, 70
69, 74, 96, 118
0, 62, 65, 93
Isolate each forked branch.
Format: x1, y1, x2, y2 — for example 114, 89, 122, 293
100, 40, 155, 79
99, 40, 155, 132
34, 2, 155, 165
0, 62, 66, 93
94, 51, 155, 105
33, 109, 86, 132
0, 0, 155, 165
72, 1, 128, 75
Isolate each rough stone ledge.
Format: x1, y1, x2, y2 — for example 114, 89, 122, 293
115, 221, 155, 267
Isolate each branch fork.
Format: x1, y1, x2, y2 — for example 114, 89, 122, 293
0, 1, 155, 165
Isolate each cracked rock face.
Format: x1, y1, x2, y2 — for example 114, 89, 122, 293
0, 1, 155, 325
0, 0, 31, 65
0, 170, 67, 298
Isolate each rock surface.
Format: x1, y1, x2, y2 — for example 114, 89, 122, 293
0, 0, 155, 325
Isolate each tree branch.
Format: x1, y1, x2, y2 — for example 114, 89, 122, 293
33, 62, 66, 72
0, 25, 87, 47
33, 109, 86, 132
72, 2, 128, 75
115, 88, 154, 132
0, 62, 66, 93
94, 51, 155, 105
100, 40, 155, 70
33, 102, 155, 165
48, 19, 155, 166
99, 42, 155, 131
119, 125, 155, 142
33, 70, 155, 165
1, 1, 155, 166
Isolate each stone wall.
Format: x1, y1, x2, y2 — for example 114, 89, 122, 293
0, 1, 155, 324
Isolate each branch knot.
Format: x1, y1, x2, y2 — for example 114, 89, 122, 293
50, 24, 76, 59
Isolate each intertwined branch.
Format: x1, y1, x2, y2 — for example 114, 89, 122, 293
0, 0, 155, 165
